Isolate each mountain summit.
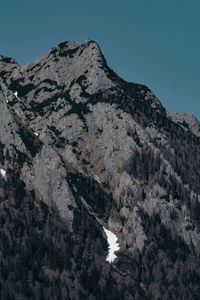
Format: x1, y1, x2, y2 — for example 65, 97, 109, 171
0, 40, 200, 299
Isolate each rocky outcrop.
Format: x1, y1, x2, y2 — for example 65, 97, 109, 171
0, 39, 200, 299
167, 111, 200, 137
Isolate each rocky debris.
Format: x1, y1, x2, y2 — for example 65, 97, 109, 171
0, 39, 200, 299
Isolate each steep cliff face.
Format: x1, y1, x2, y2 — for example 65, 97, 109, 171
0, 40, 200, 299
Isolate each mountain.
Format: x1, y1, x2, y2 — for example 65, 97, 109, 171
0, 39, 200, 300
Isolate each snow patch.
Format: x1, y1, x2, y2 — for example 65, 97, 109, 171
14, 91, 22, 102
93, 175, 101, 184
0, 168, 6, 179
103, 227, 120, 263
34, 132, 39, 136
14, 91, 18, 97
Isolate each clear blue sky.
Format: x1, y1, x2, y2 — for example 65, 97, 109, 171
0, 0, 199, 119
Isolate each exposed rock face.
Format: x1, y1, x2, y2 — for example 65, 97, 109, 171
0, 40, 200, 299
167, 111, 200, 137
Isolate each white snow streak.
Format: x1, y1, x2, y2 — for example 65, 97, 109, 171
14, 91, 22, 102
93, 175, 101, 184
0, 168, 6, 179
34, 132, 39, 136
103, 227, 120, 263
14, 91, 18, 98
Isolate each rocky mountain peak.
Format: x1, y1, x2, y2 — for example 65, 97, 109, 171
0, 39, 166, 119
0, 40, 200, 299
0, 39, 113, 107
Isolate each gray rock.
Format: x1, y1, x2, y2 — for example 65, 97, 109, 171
0, 39, 200, 299
167, 110, 200, 137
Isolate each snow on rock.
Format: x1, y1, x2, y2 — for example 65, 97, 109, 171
103, 227, 120, 263
93, 175, 101, 184
0, 168, 6, 179
14, 91, 22, 102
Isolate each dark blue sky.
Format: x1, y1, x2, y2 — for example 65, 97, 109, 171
1, 0, 199, 119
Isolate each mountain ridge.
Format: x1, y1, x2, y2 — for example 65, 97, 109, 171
1, 39, 199, 126
0, 40, 200, 299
